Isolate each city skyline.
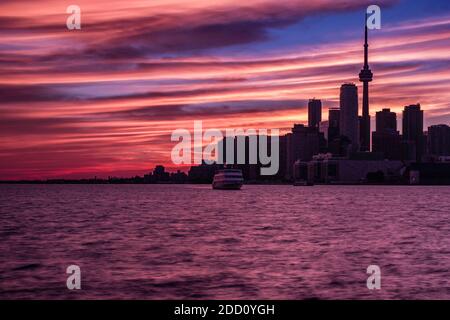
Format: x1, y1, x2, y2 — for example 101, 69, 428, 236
1, 0, 450, 180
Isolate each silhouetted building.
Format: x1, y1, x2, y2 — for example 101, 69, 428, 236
152, 165, 170, 182
427, 124, 450, 157
170, 170, 188, 183
319, 121, 329, 140
400, 140, 417, 162
188, 161, 223, 183
328, 135, 351, 157
407, 163, 450, 185
402, 104, 425, 161
349, 151, 385, 161
376, 108, 397, 132
278, 135, 287, 180
359, 18, 373, 152
294, 154, 403, 184
372, 108, 402, 160
339, 83, 359, 153
328, 108, 340, 143
373, 132, 402, 160
285, 124, 326, 180
308, 99, 322, 128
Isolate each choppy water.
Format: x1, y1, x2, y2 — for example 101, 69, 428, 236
0, 184, 449, 299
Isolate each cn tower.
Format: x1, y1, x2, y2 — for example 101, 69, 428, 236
359, 15, 373, 152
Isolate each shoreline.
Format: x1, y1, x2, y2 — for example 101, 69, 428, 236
1, 181, 449, 186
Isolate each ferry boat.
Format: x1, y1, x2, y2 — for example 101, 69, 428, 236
212, 169, 243, 190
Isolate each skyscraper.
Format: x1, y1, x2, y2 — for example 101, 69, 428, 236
319, 121, 329, 140
308, 99, 322, 128
372, 108, 401, 160
340, 83, 359, 152
376, 108, 397, 132
285, 124, 325, 180
402, 104, 425, 162
427, 124, 450, 157
358, 15, 373, 152
328, 108, 340, 143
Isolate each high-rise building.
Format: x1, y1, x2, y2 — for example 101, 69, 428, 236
359, 16, 373, 152
339, 83, 359, 152
427, 124, 450, 157
376, 108, 397, 132
278, 135, 287, 180
308, 99, 322, 128
285, 124, 325, 180
372, 108, 401, 160
402, 104, 425, 162
328, 108, 340, 143
319, 121, 329, 140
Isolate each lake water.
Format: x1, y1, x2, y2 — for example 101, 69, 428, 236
0, 184, 449, 299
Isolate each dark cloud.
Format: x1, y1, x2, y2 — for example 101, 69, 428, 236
91, 99, 308, 121
0, 84, 76, 103
85, 1, 399, 58
0, 116, 88, 135
86, 20, 273, 58
0, 0, 399, 60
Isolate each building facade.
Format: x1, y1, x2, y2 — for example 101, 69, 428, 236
308, 99, 322, 128
402, 104, 425, 162
339, 83, 359, 153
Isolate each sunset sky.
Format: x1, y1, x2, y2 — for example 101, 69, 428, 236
1, 0, 450, 179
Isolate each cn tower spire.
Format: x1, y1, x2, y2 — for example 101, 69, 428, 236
359, 13, 373, 152
364, 16, 369, 67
